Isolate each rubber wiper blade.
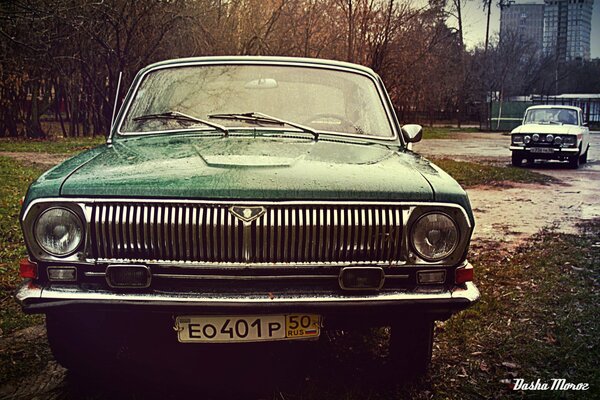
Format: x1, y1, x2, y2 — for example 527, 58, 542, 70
208, 112, 318, 140
132, 111, 229, 136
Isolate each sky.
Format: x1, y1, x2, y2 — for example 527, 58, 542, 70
446, 0, 600, 58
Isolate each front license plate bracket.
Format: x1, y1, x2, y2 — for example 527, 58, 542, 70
175, 314, 321, 343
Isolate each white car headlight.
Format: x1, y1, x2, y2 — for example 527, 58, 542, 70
34, 208, 83, 256
411, 213, 459, 261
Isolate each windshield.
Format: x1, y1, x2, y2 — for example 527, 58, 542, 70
524, 108, 578, 125
120, 65, 394, 137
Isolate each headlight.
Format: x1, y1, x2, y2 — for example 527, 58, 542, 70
554, 136, 562, 144
562, 135, 576, 146
411, 213, 459, 261
34, 208, 83, 256
524, 135, 531, 144
512, 135, 523, 144
532, 134, 540, 142
546, 134, 554, 143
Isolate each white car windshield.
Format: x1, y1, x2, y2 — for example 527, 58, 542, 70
524, 108, 578, 125
120, 65, 394, 137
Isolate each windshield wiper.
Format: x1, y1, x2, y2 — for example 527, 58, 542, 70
208, 112, 318, 140
132, 111, 229, 136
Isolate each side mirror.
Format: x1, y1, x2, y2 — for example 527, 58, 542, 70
401, 124, 423, 143
583, 122, 588, 127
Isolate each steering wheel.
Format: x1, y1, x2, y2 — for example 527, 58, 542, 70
302, 113, 358, 132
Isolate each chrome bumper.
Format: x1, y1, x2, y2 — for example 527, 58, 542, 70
16, 280, 480, 315
509, 145, 578, 153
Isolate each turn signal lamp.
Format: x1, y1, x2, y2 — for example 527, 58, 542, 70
47, 267, 77, 281
417, 270, 446, 284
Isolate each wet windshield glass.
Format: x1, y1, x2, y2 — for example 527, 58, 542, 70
120, 65, 394, 137
524, 108, 578, 125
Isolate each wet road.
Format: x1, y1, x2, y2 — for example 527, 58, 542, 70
414, 131, 600, 246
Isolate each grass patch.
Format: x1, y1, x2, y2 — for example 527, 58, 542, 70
0, 156, 46, 335
431, 158, 556, 187
426, 221, 600, 399
277, 221, 600, 399
0, 136, 105, 155
422, 127, 479, 140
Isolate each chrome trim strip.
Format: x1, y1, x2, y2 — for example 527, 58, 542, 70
94, 259, 410, 268
385, 275, 410, 279
153, 274, 338, 281
84, 272, 106, 277
17, 281, 480, 305
24, 199, 471, 223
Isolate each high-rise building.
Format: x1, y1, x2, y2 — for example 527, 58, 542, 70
500, 2, 546, 53
543, 0, 594, 61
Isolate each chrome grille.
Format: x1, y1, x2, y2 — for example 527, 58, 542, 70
90, 203, 403, 263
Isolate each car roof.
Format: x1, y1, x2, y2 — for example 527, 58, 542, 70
525, 105, 581, 112
140, 56, 379, 78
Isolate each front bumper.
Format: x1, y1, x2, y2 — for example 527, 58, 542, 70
16, 279, 480, 321
509, 145, 578, 153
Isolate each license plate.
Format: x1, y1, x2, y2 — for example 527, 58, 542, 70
530, 147, 554, 153
175, 314, 321, 343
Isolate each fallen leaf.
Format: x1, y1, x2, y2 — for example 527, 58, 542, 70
479, 361, 490, 372
501, 362, 520, 369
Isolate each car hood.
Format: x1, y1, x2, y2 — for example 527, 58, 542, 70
511, 124, 581, 135
41, 135, 470, 213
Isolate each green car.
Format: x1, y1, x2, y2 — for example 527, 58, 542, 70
17, 56, 479, 376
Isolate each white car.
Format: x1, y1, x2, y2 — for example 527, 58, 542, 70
509, 105, 590, 168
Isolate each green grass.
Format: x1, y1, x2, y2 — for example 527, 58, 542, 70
0, 136, 105, 154
0, 156, 46, 334
426, 221, 600, 399
431, 158, 556, 187
282, 221, 600, 399
422, 127, 479, 140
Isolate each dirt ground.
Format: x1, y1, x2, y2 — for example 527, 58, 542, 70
0, 152, 69, 167
415, 132, 600, 248
1, 132, 599, 399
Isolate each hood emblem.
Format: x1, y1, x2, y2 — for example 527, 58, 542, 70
229, 206, 266, 223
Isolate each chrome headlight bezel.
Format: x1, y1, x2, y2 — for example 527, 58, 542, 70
410, 212, 460, 262
22, 202, 87, 262
407, 206, 472, 265
34, 207, 83, 257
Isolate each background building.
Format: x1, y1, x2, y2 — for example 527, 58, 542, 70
500, 2, 546, 52
543, 0, 594, 61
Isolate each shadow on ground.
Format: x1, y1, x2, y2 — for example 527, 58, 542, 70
2, 327, 420, 400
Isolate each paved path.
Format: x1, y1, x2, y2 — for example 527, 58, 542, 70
414, 132, 600, 247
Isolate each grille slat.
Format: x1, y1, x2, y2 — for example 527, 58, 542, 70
90, 203, 404, 263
